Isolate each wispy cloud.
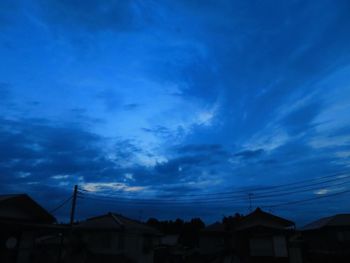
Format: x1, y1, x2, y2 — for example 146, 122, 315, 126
81, 182, 146, 193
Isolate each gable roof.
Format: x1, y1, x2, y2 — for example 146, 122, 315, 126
236, 208, 294, 230
0, 194, 56, 223
76, 212, 160, 235
301, 214, 350, 231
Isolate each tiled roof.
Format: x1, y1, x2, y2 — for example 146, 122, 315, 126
76, 212, 160, 235
0, 194, 25, 202
301, 214, 350, 230
236, 207, 294, 230
0, 194, 56, 223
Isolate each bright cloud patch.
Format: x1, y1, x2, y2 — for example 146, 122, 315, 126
82, 182, 146, 193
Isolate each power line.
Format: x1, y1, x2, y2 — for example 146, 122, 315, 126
50, 196, 73, 214
252, 179, 350, 199
16, 170, 347, 203
81, 195, 243, 205
80, 170, 350, 199
79, 184, 350, 207
78, 175, 350, 204
76, 171, 350, 210
262, 189, 350, 209
253, 175, 350, 195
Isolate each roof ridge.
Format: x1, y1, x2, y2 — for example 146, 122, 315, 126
301, 214, 347, 230
245, 207, 294, 225
327, 214, 340, 225
112, 212, 146, 225
0, 194, 27, 198
333, 213, 350, 216
328, 213, 350, 223
110, 213, 124, 226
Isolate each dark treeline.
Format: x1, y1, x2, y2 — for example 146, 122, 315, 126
222, 213, 243, 230
145, 213, 243, 247
146, 217, 204, 247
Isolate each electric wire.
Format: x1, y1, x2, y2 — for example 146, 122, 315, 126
80, 170, 350, 199
50, 196, 73, 213
77, 174, 350, 204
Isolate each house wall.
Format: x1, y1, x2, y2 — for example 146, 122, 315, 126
16, 231, 35, 263
0, 228, 21, 263
124, 233, 155, 263
249, 235, 288, 257
289, 247, 303, 263
0, 230, 30, 263
0, 223, 66, 263
249, 236, 274, 256
82, 230, 123, 255
303, 226, 350, 257
273, 235, 288, 257
82, 231, 156, 263
199, 235, 225, 252
160, 234, 179, 246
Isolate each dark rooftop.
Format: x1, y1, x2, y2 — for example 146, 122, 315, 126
301, 214, 350, 231
76, 212, 161, 235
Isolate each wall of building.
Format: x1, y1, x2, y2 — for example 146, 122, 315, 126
199, 235, 225, 253
16, 231, 35, 263
124, 233, 154, 263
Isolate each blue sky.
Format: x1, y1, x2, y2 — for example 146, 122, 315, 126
1, 0, 350, 225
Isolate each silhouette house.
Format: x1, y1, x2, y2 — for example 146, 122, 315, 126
74, 212, 161, 263
0, 194, 57, 263
200, 208, 295, 262
301, 213, 350, 263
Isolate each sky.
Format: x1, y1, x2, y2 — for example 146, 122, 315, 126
1, 0, 350, 226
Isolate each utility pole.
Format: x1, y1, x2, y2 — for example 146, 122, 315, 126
248, 193, 253, 212
70, 185, 78, 226
58, 185, 78, 263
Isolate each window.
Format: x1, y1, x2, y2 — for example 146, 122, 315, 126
118, 233, 124, 250
337, 231, 350, 242
249, 237, 274, 257
273, 235, 288, 257
143, 236, 153, 254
